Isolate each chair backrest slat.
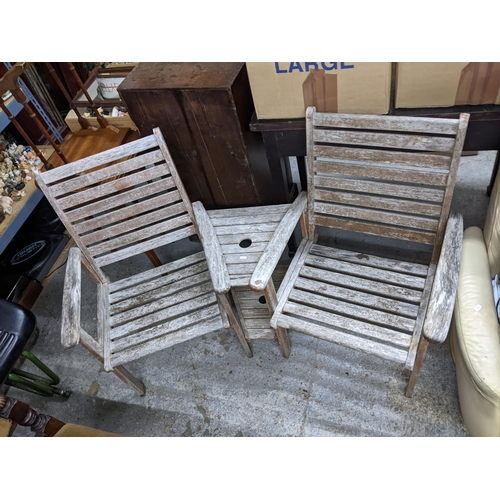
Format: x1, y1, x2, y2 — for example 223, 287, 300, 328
35, 129, 196, 282
306, 108, 469, 255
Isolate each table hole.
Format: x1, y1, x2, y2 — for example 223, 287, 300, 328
239, 239, 252, 248
258, 296, 267, 304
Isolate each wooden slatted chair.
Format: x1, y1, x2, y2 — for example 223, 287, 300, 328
33, 128, 251, 396
250, 107, 469, 397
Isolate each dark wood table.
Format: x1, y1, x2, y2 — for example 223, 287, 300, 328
250, 104, 500, 196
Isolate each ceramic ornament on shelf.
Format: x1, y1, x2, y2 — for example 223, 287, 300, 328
0, 134, 43, 223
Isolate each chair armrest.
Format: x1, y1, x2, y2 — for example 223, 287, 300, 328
250, 191, 307, 292
192, 201, 231, 294
61, 247, 81, 348
423, 212, 464, 343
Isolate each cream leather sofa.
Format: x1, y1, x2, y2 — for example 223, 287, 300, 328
451, 174, 500, 436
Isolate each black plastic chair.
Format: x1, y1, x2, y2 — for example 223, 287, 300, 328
0, 299, 70, 397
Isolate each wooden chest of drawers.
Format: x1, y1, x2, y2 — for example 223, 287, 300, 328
119, 62, 294, 209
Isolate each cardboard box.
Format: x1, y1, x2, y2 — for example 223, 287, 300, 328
396, 62, 500, 108
246, 62, 392, 119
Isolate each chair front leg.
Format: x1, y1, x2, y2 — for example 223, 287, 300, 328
263, 280, 291, 359
217, 292, 253, 358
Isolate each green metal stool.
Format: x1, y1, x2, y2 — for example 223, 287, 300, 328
0, 298, 71, 398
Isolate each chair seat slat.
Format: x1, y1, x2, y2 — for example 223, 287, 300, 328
110, 314, 223, 366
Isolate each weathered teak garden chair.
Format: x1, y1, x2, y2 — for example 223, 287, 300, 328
251, 107, 469, 397
193, 193, 307, 357
33, 128, 251, 396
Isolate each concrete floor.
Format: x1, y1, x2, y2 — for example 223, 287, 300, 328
4, 151, 497, 437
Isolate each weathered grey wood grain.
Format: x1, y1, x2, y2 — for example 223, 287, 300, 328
270, 239, 314, 329
111, 291, 218, 339
226, 263, 259, 277
94, 225, 196, 267
111, 315, 224, 368
314, 201, 439, 232
276, 310, 409, 364
405, 263, 436, 370
111, 282, 215, 329
210, 212, 288, 226
313, 112, 459, 135
224, 253, 262, 265
314, 215, 436, 245
423, 213, 463, 343
41, 135, 158, 184
34, 128, 248, 394
293, 276, 420, 318
264, 279, 290, 357
64, 178, 176, 223
34, 172, 107, 283
221, 241, 269, 255
110, 270, 211, 316
58, 163, 169, 210
79, 327, 146, 396
249, 191, 307, 291
313, 128, 456, 153
74, 192, 183, 235
305, 253, 426, 289
217, 292, 253, 358
81, 203, 187, 246
208, 204, 289, 218
98, 282, 112, 371
299, 265, 423, 304
314, 160, 449, 186
289, 288, 416, 333
309, 245, 429, 276
213, 222, 280, 236
313, 145, 452, 170
50, 149, 165, 197
267, 108, 469, 395
315, 189, 442, 218
109, 251, 206, 293
153, 128, 196, 222
306, 106, 317, 238
429, 114, 470, 264
314, 175, 445, 203
89, 214, 193, 257
192, 201, 231, 294
112, 305, 222, 353
217, 231, 276, 245
61, 247, 81, 348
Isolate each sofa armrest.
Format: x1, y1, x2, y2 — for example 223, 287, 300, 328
453, 225, 500, 400
61, 247, 81, 348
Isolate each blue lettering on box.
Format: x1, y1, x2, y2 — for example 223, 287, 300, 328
274, 62, 287, 74
304, 62, 319, 71
321, 62, 338, 70
289, 62, 304, 72
274, 63, 355, 73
